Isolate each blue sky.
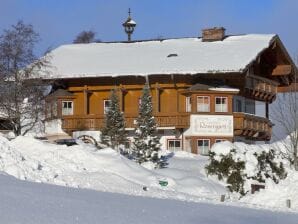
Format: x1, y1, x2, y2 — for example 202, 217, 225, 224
1, 0, 298, 59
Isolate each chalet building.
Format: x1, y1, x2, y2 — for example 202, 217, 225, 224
39, 25, 296, 155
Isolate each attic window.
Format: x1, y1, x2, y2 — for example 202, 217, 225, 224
167, 53, 178, 58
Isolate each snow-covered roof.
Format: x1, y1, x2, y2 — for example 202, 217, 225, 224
40, 34, 276, 80
187, 83, 239, 92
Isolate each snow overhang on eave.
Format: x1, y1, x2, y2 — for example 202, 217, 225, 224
39, 70, 244, 81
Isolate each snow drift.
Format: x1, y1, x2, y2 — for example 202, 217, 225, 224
0, 135, 297, 211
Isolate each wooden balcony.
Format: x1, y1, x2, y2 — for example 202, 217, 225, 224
62, 113, 190, 132
245, 75, 278, 103
233, 112, 272, 141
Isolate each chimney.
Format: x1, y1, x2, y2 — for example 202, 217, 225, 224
202, 27, 226, 42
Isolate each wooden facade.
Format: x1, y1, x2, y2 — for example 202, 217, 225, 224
45, 32, 296, 155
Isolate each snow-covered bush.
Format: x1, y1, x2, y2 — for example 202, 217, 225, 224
206, 149, 246, 195
205, 142, 287, 195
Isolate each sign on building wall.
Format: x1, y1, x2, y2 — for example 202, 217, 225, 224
186, 115, 233, 137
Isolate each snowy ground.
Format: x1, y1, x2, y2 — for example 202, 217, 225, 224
0, 135, 297, 215
0, 136, 226, 202
1, 173, 298, 224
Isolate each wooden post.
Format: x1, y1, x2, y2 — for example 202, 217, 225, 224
83, 85, 88, 115
191, 94, 196, 113
176, 87, 179, 113
220, 194, 225, 202
119, 85, 123, 112
286, 199, 291, 208
155, 83, 160, 113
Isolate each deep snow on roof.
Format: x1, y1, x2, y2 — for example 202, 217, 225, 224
41, 34, 276, 79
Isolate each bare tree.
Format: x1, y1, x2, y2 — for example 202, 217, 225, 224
272, 74, 298, 170
0, 21, 49, 136
73, 30, 100, 44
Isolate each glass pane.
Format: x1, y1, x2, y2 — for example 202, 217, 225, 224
197, 140, 203, 147
169, 141, 175, 148
215, 104, 222, 112
197, 96, 210, 112
186, 97, 191, 112
197, 97, 204, 104
222, 104, 227, 112
168, 140, 181, 150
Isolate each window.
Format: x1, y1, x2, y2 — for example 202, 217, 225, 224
197, 96, 210, 112
215, 139, 227, 143
197, 139, 210, 155
244, 98, 255, 114
186, 96, 191, 112
168, 139, 182, 151
62, 101, 73, 115
235, 99, 242, 112
104, 100, 111, 114
215, 97, 228, 112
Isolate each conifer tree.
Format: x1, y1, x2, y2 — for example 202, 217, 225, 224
133, 83, 165, 167
101, 88, 127, 151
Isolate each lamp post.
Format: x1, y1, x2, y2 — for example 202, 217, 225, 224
122, 8, 136, 42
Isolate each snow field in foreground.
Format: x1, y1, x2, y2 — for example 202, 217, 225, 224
0, 136, 225, 202
0, 135, 297, 212
1, 173, 298, 224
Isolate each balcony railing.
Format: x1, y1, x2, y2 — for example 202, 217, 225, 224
62, 113, 190, 132
233, 112, 272, 141
245, 75, 278, 102
62, 112, 273, 141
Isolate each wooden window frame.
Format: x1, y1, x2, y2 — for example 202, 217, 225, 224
104, 99, 111, 114
185, 96, 192, 112
215, 96, 228, 112
197, 96, 210, 112
167, 139, 182, 151
61, 100, 73, 116
197, 139, 210, 155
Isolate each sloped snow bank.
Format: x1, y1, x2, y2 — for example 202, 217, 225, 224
0, 136, 225, 202
210, 138, 298, 210
241, 169, 298, 209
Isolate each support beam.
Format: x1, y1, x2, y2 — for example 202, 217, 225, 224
83, 85, 88, 115
272, 65, 292, 76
